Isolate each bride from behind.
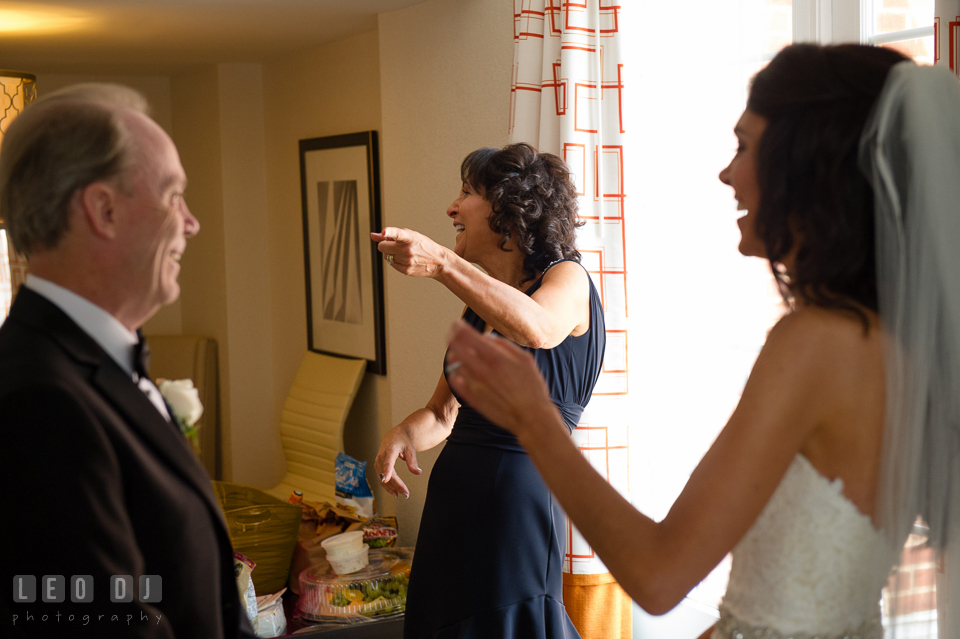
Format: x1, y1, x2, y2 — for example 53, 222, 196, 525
443, 43, 960, 639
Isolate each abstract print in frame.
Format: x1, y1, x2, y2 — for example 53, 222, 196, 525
300, 131, 386, 375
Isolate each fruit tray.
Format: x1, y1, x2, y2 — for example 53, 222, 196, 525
296, 547, 412, 623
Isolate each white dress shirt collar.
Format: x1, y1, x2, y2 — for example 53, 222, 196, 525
23, 274, 138, 376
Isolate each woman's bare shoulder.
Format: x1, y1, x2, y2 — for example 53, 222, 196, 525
538, 259, 589, 290
728, 306, 882, 459
771, 305, 879, 339
543, 259, 588, 277
764, 305, 882, 373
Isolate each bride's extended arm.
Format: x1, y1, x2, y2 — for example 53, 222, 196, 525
445, 312, 833, 614
373, 227, 588, 349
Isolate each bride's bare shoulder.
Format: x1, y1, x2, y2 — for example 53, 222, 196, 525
764, 305, 883, 369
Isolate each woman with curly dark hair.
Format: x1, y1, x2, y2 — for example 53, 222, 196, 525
372, 142, 604, 638
444, 44, 960, 639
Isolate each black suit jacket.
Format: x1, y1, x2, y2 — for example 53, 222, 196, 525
0, 288, 255, 638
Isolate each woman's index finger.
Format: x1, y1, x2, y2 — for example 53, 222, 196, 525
379, 227, 406, 242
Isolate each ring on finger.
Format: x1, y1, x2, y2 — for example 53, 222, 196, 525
378, 473, 385, 479
444, 361, 462, 376
386, 254, 395, 265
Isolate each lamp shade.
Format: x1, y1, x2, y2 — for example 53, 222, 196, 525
0, 70, 37, 137
0, 70, 36, 312
1, 70, 37, 225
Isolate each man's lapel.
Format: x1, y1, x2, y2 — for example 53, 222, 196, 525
91, 363, 221, 513
9, 288, 227, 527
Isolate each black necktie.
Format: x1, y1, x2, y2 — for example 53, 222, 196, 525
133, 330, 151, 381
133, 331, 175, 426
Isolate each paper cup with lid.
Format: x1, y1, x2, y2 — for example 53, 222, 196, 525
321, 531, 369, 574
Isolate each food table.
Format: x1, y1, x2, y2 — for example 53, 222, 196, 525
232, 493, 408, 639
288, 619, 404, 637
280, 590, 403, 637
271, 545, 409, 639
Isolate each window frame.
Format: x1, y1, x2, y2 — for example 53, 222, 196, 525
793, 0, 935, 46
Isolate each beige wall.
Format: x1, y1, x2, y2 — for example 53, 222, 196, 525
171, 64, 286, 487
378, 0, 514, 545
217, 63, 285, 487
35, 72, 173, 138
169, 66, 236, 479
261, 30, 391, 511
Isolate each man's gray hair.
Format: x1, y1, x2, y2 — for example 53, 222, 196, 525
0, 83, 150, 256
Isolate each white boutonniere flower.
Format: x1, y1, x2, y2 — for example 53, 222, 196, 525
158, 379, 204, 452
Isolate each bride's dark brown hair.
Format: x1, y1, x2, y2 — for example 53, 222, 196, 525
747, 43, 910, 327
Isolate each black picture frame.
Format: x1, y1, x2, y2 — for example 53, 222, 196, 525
299, 131, 386, 375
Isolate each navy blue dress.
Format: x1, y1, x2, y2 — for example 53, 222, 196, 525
403, 260, 606, 639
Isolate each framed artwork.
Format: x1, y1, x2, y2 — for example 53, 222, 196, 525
299, 131, 386, 375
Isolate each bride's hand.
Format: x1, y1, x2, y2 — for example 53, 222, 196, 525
444, 320, 558, 439
372, 227, 449, 278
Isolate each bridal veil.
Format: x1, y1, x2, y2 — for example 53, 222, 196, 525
859, 61, 960, 638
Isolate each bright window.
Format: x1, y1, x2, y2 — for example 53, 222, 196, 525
621, 1, 790, 634
0, 229, 11, 325
864, 0, 936, 64
621, 0, 935, 635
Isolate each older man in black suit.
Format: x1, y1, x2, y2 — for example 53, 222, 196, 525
0, 84, 255, 638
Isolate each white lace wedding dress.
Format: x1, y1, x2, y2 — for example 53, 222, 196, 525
712, 454, 895, 639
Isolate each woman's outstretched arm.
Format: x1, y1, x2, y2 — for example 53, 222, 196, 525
373, 227, 588, 348
445, 313, 836, 613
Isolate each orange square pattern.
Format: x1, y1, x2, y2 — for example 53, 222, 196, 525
511, 0, 627, 576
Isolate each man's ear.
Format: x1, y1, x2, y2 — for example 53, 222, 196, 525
75, 182, 120, 240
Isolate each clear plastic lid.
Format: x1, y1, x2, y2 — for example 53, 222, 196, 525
296, 548, 413, 624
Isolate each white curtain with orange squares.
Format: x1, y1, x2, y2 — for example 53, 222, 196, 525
936, 0, 960, 76
510, 1, 632, 637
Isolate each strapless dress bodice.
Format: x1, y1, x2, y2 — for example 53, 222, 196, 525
712, 454, 895, 639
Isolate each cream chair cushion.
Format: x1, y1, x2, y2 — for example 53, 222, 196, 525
263, 351, 366, 504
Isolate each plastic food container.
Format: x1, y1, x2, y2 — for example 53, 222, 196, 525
328, 545, 369, 575
321, 531, 365, 558
297, 548, 413, 623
